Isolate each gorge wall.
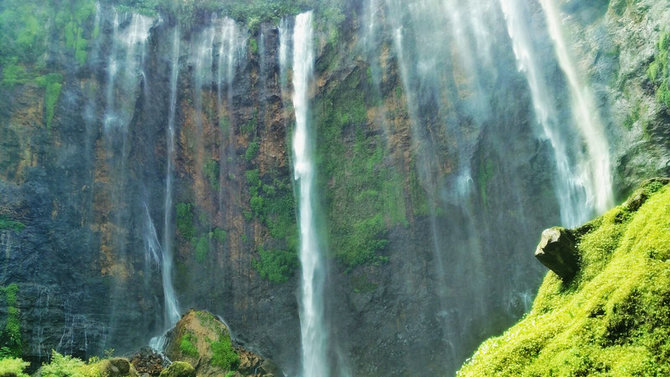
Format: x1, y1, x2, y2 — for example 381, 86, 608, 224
1, 0, 669, 376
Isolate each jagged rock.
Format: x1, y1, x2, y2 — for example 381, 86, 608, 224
534, 227, 579, 280
130, 348, 168, 376
158, 362, 195, 377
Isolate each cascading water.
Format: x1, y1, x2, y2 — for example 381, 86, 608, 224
289, 11, 329, 377
161, 27, 182, 329
539, 0, 614, 215
500, 0, 591, 226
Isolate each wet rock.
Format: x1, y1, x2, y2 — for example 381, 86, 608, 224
534, 227, 579, 280
130, 348, 168, 376
165, 310, 280, 377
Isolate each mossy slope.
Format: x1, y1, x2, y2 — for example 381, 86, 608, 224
458, 179, 670, 376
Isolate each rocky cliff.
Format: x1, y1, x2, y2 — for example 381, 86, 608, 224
0, 0, 669, 376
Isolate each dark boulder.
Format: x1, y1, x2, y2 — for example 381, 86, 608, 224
534, 227, 579, 280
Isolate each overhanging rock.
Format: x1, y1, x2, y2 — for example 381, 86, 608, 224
534, 227, 579, 280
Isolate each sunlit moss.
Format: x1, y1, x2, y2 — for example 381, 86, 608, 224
458, 179, 670, 377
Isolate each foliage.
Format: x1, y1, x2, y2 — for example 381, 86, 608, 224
194, 235, 209, 263
176, 203, 195, 240
209, 335, 239, 371
0, 357, 29, 377
246, 167, 298, 282
203, 159, 219, 189
314, 67, 406, 270
0, 284, 21, 359
457, 179, 670, 376
179, 332, 199, 358
252, 247, 298, 283
36, 73, 64, 129
40, 351, 87, 377
647, 31, 670, 107
0, 216, 25, 232
245, 141, 260, 162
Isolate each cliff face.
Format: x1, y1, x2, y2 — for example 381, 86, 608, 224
1, 0, 669, 376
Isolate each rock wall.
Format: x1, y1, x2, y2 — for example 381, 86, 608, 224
1, 0, 669, 376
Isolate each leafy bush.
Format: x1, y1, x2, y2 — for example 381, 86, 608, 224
245, 141, 260, 162
40, 351, 87, 377
252, 247, 298, 283
0, 357, 29, 377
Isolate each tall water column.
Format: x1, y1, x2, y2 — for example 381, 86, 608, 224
290, 11, 330, 377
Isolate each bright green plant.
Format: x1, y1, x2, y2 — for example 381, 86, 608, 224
209, 335, 239, 371
0, 357, 29, 377
179, 332, 199, 358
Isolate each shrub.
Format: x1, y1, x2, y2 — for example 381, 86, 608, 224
0, 357, 29, 377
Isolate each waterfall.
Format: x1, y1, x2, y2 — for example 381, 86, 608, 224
500, 0, 590, 226
290, 11, 329, 377
162, 27, 182, 328
539, 0, 614, 215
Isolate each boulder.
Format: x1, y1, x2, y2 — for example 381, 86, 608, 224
158, 362, 195, 377
534, 227, 579, 280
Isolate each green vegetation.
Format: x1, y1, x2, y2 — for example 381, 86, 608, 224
247, 168, 299, 282
36, 73, 64, 129
179, 332, 199, 358
176, 202, 195, 240
0, 284, 21, 359
203, 159, 220, 189
315, 68, 407, 270
209, 335, 238, 371
647, 31, 670, 107
245, 141, 260, 162
0, 357, 29, 377
249, 38, 258, 55
0, 216, 25, 232
458, 179, 670, 377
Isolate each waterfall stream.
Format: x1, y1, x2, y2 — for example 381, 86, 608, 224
161, 27, 182, 329
290, 11, 330, 377
539, 0, 614, 215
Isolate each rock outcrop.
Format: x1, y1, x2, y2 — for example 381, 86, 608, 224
534, 227, 579, 280
165, 310, 278, 377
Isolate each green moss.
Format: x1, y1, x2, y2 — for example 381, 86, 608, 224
176, 203, 195, 240
0, 216, 25, 232
314, 67, 407, 270
648, 30, 670, 108
249, 38, 258, 55
209, 335, 239, 371
458, 179, 670, 377
179, 332, 199, 358
252, 247, 298, 283
36, 73, 64, 129
194, 235, 209, 263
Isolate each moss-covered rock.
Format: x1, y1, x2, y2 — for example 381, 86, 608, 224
158, 362, 195, 377
458, 178, 670, 376
165, 310, 278, 377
